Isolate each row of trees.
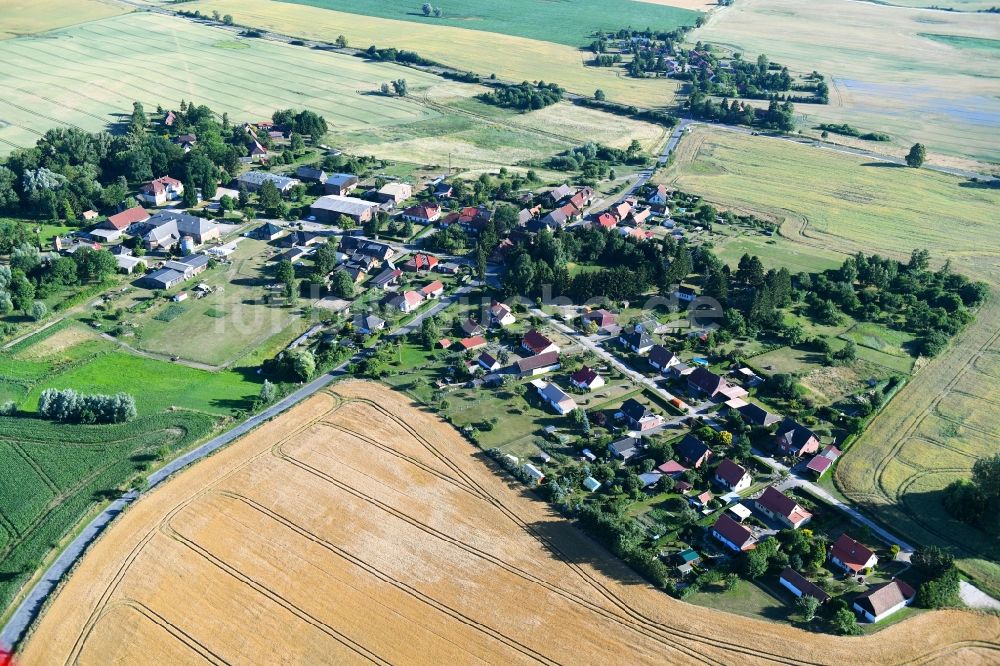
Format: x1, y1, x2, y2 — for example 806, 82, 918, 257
37, 388, 137, 424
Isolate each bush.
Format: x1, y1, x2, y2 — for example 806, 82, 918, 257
37, 388, 137, 424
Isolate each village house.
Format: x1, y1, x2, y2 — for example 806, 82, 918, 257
139, 176, 184, 206
610, 436, 640, 461
324, 173, 359, 196
546, 184, 574, 206
441, 205, 492, 233
461, 318, 485, 337
570, 366, 605, 391
691, 490, 714, 510
419, 280, 444, 299
532, 380, 577, 415
756, 486, 812, 529
535, 208, 568, 231
432, 180, 453, 199
806, 445, 842, 478
713, 459, 752, 492
735, 402, 782, 427
521, 330, 560, 356
711, 514, 757, 552
478, 352, 501, 373
676, 434, 713, 468
687, 367, 748, 401
617, 398, 663, 432
402, 202, 441, 224
611, 201, 632, 222
779, 568, 830, 604
488, 302, 516, 327
358, 314, 386, 335
310, 195, 379, 225
514, 351, 561, 377
369, 267, 401, 291
459, 336, 488, 352
830, 534, 878, 574
376, 182, 413, 205
115, 254, 147, 274
581, 308, 616, 332
568, 186, 594, 210
251, 222, 284, 241
403, 253, 439, 273
775, 418, 821, 457
657, 460, 688, 477
339, 236, 394, 262
393, 290, 424, 313
620, 327, 654, 354
675, 285, 697, 303
103, 206, 149, 233
237, 171, 300, 194
648, 344, 680, 372
648, 184, 669, 205
853, 581, 915, 623
523, 463, 545, 486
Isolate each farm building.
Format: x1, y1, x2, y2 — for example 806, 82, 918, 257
458, 336, 488, 352
853, 581, 915, 623
310, 195, 379, 225
237, 171, 300, 194
523, 463, 545, 486
103, 206, 149, 232
376, 182, 413, 204
143, 212, 219, 251
779, 568, 830, 604
755, 487, 812, 529
141, 268, 185, 290
806, 445, 842, 478
324, 173, 359, 195
295, 166, 328, 182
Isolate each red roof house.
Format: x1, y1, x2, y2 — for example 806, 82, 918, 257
521, 330, 559, 356
756, 486, 812, 529
830, 534, 878, 573
570, 366, 604, 391
713, 459, 752, 492
711, 514, 757, 552
104, 206, 149, 231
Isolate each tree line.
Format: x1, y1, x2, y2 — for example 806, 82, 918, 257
37, 388, 137, 424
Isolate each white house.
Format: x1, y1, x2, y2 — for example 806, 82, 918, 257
853, 581, 915, 623
523, 463, 545, 486
139, 176, 184, 206
531, 379, 577, 415
713, 459, 752, 492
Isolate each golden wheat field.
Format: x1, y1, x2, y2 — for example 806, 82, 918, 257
19, 382, 999, 665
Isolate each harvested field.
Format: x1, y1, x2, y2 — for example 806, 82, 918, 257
19, 381, 999, 664
694, 0, 1000, 165
186, 0, 683, 104
0, 0, 127, 40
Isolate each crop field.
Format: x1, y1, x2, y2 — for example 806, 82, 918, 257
187, 0, 684, 104
0, 0, 127, 40
660, 126, 1000, 276
694, 0, 1000, 165
0, 12, 442, 153
19, 381, 1000, 664
275, 0, 699, 47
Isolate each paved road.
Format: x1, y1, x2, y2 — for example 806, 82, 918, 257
0, 285, 473, 652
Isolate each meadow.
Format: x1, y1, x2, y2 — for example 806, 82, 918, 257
276, 0, 699, 47
186, 0, 684, 104
0, 12, 442, 152
20, 382, 1000, 665
663, 124, 1000, 596
694, 0, 1000, 166
0, 0, 127, 40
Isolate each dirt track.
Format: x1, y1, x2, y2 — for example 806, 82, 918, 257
18, 382, 999, 665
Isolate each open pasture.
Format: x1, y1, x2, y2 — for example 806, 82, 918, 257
187, 0, 684, 104
695, 0, 1000, 165
660, 126, 1000, 273
275, 0, 699, 47
0, 12, 441, 153
0, 0, 127, 40
19, 381, 1000, 664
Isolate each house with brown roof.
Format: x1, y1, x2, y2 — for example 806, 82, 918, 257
853, 580, 915, 623
711, 514, 757, 552
617, 398, 663, 432
581, 308, 616, 331
779, 568, 830, 604
521, 330, 559, 356
419, 280, 444, 299
830, 534, 878, 574
104, 206, 149, 231
648, 345, 680, 372
568, 186, 594, 210
775, 418, 821, 457
735, 402, 782, 427
657, 460, 688, 477
713, 459, 752, 492
806, 445, 842, 478
514, 351, 561, 377
756, 486, 812, 529
570, 366, 605, 391
461, 318, 485, 337
488, 302, 516, 327
612, 201, 632, 221
687, 367, 730, 399
139, 176, 185, 207
477, 352, 501, 373
546, 184, 573, 205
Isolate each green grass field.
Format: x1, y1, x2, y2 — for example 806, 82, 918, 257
276, 0, 699, 47
662, 126, 1000, 276
0, 11, 442, 152
695, 0, 1000, 165
919, 33, 1000, 52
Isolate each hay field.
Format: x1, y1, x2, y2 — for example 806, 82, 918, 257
20, 381, 999, 664
694, 0, 1000, 165
0, 12, 441, 153
0, 0, 128, 40
275, 0, 698, 48
186, 0, 683, 104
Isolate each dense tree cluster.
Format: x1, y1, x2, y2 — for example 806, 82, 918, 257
943, 454, 1000, 532
688, 93, 795, 131
271, 109, 328, 141
37, 388, 137, 424
479, 82, 563, 111
0, 245, 116, 316
912, 546, 961, 609
548, 141, 646, 176
817, 124, 891, 142
577, 501, 671, 588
